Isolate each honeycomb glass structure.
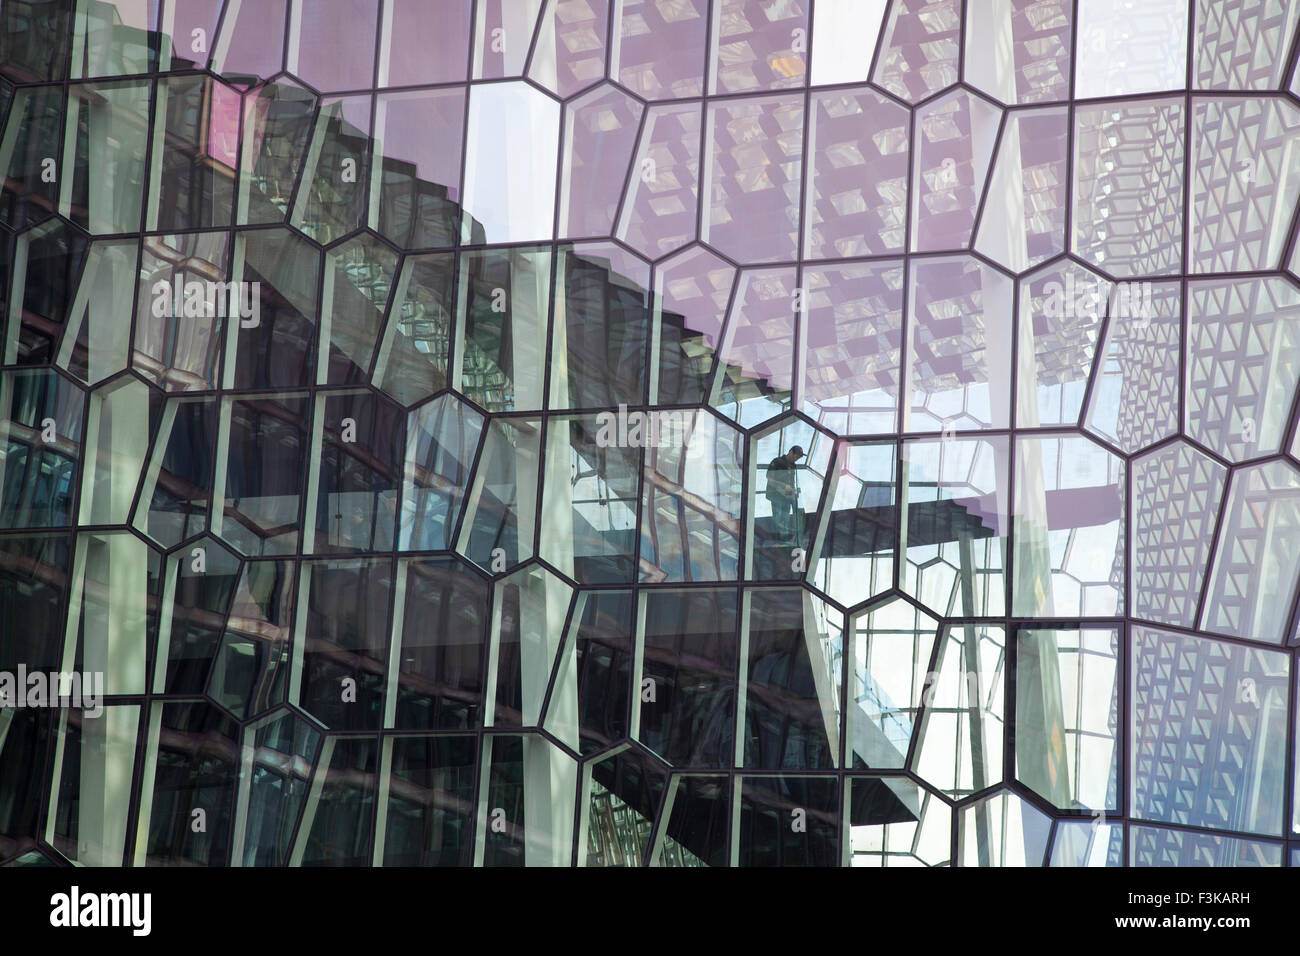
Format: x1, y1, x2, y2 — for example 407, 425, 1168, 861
1, 0, 1299, 869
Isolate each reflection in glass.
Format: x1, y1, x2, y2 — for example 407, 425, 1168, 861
910, 89, 1000, 253
137, 701, 237, 865
737, 775, 838, 866
872, 0, 960, 103
49, 704, 140, 866
382, 734, 476, 866
1083, 280, 1180, 453
1129, 441, 1226, 629
220, 393, 310, 556
808, 441, 894, 608
488, 564, 572, 731
550, 244, 649, 411
848, 598, 938, 770
652, 245, 731, 407
0, 369, 84, 530
703, 95, 803, 264
65, 530, 153, 697
906, 257, 1013, 431
0, 86, 64, 229
458, 417, 540, 573
1201, 459, 1300, 644
1072, 98, 1185, 277
294, 559, 392, 731
134, 232, 229, 391
455, 246, 551, 413
1132, 626, 1287, 837
710, 267, 796, 427
1012, 434, 1124, 617
580, 747, 666, 867
638, 589, 737, 768
288, 0, 378, 94
801, 261, 903, 434
472, 0, 545, 79
54, 238, 134, 384
1074, 0, 1188, 98
913, 622, 1005, 800
476, 733, 577, 866
560, 86, 642, 240
392, 557, 489, 730
375, 252, 454, 405
542, 415, 639, 584
310, 391, 402, 555
901, 436, 1007, 617
135, 396, 216, 547
958, 789, 1051, 867
79, 377, 150, 526
742, 588, 841, 770
845, 776, 950, 867
749, 420, 828, 581
149, 75, 239, 231
213, 558, 295, 718
61, 79, 150, 235
6, 219, 88, 365
320, 234, 397, 385
462, 83, 559, 245
1187, 277, 1300, 463
804, 90, 908, 258
1130, 824, 1283, 867
295, 736, 378, 866
234, 711, 321, 867
399, 394, 484, 552
383, 0, 472, 86
289, 96, 372, 244
617, 103, 701, 258
639, 409, 742, 583
612, 0, 707, 99
651, 774, 727, 866
1050, 819, 1122, 867
372, 89, 464, 249
156, 534, 239, 695
544, 590, 635, 755
237, 79, 316, 225
230, 228, 320, 389
1016, 627, 1118, 812
529, 0, 608, 99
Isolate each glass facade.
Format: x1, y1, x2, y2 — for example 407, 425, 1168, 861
0, 0, 1298, 868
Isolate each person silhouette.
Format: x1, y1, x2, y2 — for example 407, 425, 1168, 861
765, 445, 805, 546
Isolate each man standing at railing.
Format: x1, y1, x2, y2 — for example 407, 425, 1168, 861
765, 445, 805, 547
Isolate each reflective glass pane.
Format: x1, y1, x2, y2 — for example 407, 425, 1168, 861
1012, 434, 1124, 617
737, 774, 838, 866
1016, 627, 1119, 812
637, 588, 738, 768
912, 622, 1005, 799
373, 89, 464, 249
703, 95, 803, 264
382, 735, 476, 866
392, 557, 489, 730
741, 588, 841, 770
455, 246, 552, 413
462, 83, 559, 245
294, 559, 392, 731
846, 776, 950, 867
382, 0, 472, 86
1132, 626, 1288, 837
